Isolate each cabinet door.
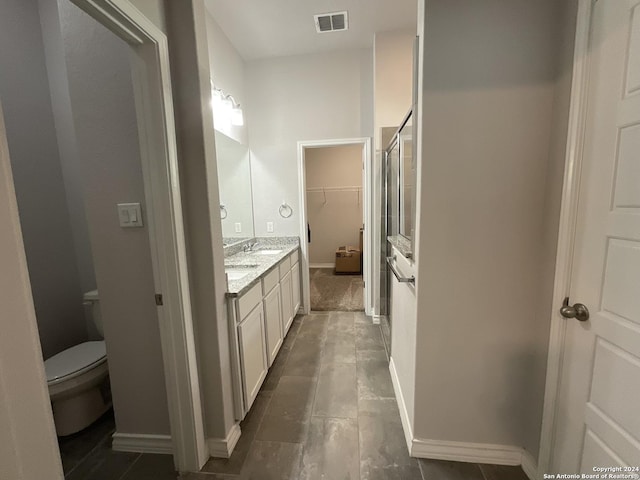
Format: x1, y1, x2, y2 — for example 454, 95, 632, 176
280, 271, 293, 334
291, 262, 301, 314
238, 305, 268, 412
263, 284, 283, 366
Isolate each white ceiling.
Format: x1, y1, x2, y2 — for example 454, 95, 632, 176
203, 0, 418, 61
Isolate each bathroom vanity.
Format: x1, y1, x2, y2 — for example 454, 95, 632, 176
225, 239, 301, 419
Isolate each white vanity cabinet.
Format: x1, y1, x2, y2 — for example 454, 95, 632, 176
237, 303, 267, 412
280, 271, 293, 334
291, 261, 301, 314
228, 248, 302, 419
263, 269, 283, 366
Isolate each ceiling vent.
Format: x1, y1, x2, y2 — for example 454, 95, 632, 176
314, 11, 349, 33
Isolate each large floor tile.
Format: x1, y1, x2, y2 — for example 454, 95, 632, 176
119, 453, 176, 480
355, 324, 385, 351
322, 336, 356, 364
256, 376, 316, 443
357, 359, 395, 399
327, 312, 356, 335
282, 336, 324, 377
58, 409, 116, 474
356, 348, 387, 363
479, 463, 530, 480
359, 398, 419, 479
241, 440, 303, 480
354, 312, 372, 325
419, 459, 485, 480
362, 464, 423, 480
313, 363, 358, 418
296, 314, 329, 341
202, 393, 271, 475
299, 417, 359, 480
65, 436, 139, 480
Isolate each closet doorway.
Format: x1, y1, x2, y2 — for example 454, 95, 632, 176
297, 138, 373, 314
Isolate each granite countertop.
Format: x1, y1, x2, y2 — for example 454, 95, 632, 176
387, 235, 413, 260
225, 238, 300, 297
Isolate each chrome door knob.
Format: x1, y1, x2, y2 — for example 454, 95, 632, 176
560, 297, 590, 322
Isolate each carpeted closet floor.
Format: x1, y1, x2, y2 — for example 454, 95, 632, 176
309, 268, 364, 311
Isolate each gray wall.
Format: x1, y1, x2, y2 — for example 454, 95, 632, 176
0, 101, 65, 480
412, 0, 574, 459
530, 0, 579, 457
39, 0, 97, 298
0, 0, 87, 360
166, 0, 237, 441
53, 0, 170, 435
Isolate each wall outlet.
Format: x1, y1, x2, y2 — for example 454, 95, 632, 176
267, 222, 274, 233
117, 203, 143, 228
234, 222, 242, 233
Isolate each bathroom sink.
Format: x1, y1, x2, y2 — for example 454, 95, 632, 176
253, 250, 282, 255
226, 270, 250, 281
225, 264, 259, 282
225, 263, 258, 269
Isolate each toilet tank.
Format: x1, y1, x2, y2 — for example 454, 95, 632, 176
83, 290, 103, 338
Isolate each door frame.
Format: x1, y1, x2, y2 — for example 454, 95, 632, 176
11, 0, 207, 472
297, 138, 373, 316
538, 0, 593, 473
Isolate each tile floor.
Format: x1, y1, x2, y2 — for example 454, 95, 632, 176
62, 312, 529, 480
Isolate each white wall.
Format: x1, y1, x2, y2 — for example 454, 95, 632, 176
246, 49, 374, 237
205, 11, 247, 145
53, 0, 171, 435
305, 145, 363, 265
408, 0, 573, 462
204, 12, 255, 239
0, 0, 87, 359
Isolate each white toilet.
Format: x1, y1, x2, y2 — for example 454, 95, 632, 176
44, 290, 111, 436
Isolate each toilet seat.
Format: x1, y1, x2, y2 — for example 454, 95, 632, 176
45, 341, 107, 386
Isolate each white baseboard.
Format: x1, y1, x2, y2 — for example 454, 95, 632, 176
521, 450, 538, 480
388, 358, 414, 453
112, 432, 173, 455
208, 423, 241, 459
411, 438, 522, 465
371, 315, 382, 325
309, 263, 334, 269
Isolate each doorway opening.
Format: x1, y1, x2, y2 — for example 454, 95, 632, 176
297, 138, 373, 315
0, 0, 206, 473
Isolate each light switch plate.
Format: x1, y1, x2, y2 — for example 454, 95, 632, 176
234, 222, 242, 233
117, 203, 143, 228
267, 222, 274, 233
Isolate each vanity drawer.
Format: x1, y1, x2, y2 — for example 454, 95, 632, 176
279, 256, 291, 279
262, 267, 280, 295
237, 283, 263, 321
289, 249, 299, 265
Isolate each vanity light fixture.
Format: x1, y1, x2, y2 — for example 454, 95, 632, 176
211, 84, 244, 127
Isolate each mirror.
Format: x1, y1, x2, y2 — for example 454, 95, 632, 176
399, 112, 415, 241
214, 131, 255, 246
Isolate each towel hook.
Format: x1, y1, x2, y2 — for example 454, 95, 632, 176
220, 204, 228, 219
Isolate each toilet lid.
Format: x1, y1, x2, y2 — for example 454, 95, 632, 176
45, 341, 107, 382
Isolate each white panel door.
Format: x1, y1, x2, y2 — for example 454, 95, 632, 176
553, 0, 640, 472
291, 262, 301, 314
281, 271, 293, 335
263, 285, 283, 366
238, 305, 268, 412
